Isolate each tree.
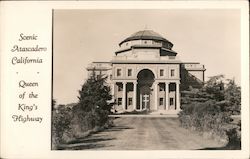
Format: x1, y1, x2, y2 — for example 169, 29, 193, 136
73, 70, 113, 128
179, 75, 241, 147
181, 75, 241, 114
224, 79, 241, 115
52, 71, 113, 148
205, 74, 225, 101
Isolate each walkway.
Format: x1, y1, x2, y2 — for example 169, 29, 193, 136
63, 117, 225, 150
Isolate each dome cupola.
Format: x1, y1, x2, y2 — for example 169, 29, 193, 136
119, 30, 173, 49
115, 30, 177, 57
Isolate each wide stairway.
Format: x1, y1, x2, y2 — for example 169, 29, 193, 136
149, 110, 180, 115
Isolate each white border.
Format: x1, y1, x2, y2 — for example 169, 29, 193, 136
0, 1, 249, 159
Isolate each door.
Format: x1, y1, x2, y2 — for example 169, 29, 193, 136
142, 94, 150, 110
140, 85, 151, 110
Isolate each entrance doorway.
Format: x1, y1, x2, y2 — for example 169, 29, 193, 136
137, 69, 155, 110
140, 86, 150, 110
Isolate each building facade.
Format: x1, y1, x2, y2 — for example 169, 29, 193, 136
87, 30, 206, 114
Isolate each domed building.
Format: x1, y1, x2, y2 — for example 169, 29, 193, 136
87, 30, 206, 114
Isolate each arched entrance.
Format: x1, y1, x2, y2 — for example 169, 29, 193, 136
137, 69, 155, 110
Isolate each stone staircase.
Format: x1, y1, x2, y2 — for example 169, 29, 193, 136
149, 110, 180, 115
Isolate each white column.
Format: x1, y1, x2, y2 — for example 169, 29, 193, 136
176, 81, 180, 110
165, 82, 169, 110
122, 82, 126, 110
140, 94, 142, 110
133, 81, 137, 110
111, 82, 115, 102
154, 82, 158, 110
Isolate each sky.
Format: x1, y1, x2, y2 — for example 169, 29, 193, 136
53, 9, 241, 105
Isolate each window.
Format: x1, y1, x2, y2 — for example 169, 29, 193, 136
170, 98, 174, 105
118, 98, 122, 106
159, 98, 164, 106
128, 98, 133, 105
118, 84, 123, 91
117, 69, 121, 76
160, 69, 164, 76
159, 84, 165, 91
171, 69, 175, 77
128, 69, 132, 76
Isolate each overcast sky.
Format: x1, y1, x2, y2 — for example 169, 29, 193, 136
53, 9, 241, 105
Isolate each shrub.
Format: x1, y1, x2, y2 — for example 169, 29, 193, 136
224, 80, 241, 115
180, 101, 231, 134
225, 126, 241, 149
52, 106, 73, 149
179, 75, 241, 148
52, 70, 114, 150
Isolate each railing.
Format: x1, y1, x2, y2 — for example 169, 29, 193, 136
183, 63, 205, 69
87, 62, 112, 70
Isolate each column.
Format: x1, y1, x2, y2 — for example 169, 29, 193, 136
111, 82, 115, 102
133, 81, 137, 110
140, 94, 142, 110
122, 82, 127, 110
165, 82, 169, 110
154, 82, 158, 110
176, 81, 180, 111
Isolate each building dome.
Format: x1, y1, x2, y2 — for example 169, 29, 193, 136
115, 29, 177, 56
119, 30, 173, 47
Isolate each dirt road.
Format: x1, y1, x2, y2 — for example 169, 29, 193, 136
65, 117, 225, 150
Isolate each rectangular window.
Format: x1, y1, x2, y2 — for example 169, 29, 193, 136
128, 69, 132, 76
170, 98, 174, 105
117, 69, 121, 76
159, 98, 164, 106
118, 84, 123, 91
160, 69, 164, 76
159, 84, 165, 91
128, 98, 133, 105
118, 98, 122, 106
171, 69, 175, 77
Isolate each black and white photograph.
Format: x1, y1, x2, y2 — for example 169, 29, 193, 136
52, 9, 242, 150
0, 1, 249, 158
